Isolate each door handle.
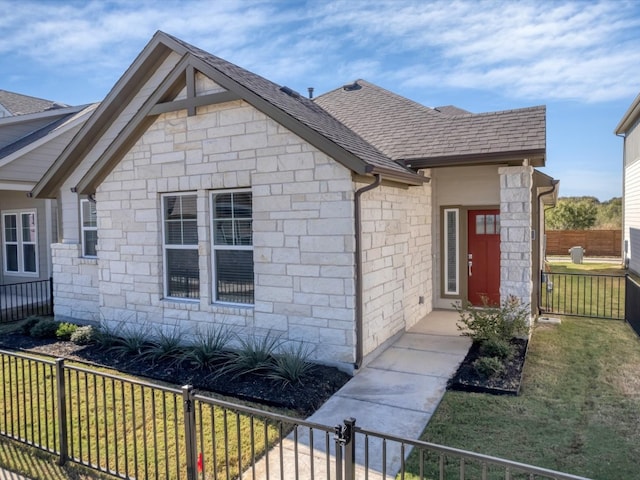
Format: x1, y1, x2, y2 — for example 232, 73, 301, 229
468, 261, 473, 276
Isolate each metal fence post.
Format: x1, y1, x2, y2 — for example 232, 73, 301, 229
55, 358, 68, 465
343, 418, 356, 480
49, 277, 54, 315
182, 385, 197, 480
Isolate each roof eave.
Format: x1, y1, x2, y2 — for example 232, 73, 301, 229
400, 149, 546, 169
367, 165, 428, 185
615, 92, 640, 135
32, 31, 182, 199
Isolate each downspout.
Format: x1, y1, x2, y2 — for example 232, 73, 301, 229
537, 179, 559, 264
354, 174, 382, 370
616, 131, 627, 268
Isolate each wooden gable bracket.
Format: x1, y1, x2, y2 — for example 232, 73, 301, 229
148, 63, 241, 117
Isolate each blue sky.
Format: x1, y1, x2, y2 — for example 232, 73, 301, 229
1, 0, 639, 201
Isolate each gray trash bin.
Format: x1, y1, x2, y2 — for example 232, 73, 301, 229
569, 246, 584, 264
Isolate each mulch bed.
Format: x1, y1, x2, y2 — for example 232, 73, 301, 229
447, 338, 528, 395
0, 333, 351, 416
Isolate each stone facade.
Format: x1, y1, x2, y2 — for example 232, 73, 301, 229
51, 243, 99, 323
499, 166, 534, 306
359, 179, 432, 358
90, 97, 358, 368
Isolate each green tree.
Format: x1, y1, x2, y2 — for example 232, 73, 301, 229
546, 198, 597, 230
595, 197, 622, 229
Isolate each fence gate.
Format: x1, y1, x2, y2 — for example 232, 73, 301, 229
539, 271, 625, 320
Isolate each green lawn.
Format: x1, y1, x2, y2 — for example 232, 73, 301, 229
0, 320, 295, 480
404, 317, 640, 479
540, 262, 625, 318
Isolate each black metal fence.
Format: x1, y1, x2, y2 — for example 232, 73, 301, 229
0, 278, 53, 323
0, 349, 592, 480
539, 272, 625, 320
625, 275, 640, 336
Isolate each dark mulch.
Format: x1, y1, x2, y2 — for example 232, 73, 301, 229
447, 338, 528, 395
0, 333, 351, 416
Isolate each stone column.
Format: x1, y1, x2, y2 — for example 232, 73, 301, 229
499, 166, 533, 307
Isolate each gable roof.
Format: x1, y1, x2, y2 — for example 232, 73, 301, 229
615, 91, 640, 135
33, 31, 424, 198
315, 80, 546, 168
0, 90, 68, 117
0, 104, 96, 188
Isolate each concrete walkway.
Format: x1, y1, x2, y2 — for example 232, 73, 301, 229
247, 309, 471, 479
0, 469, 31, 480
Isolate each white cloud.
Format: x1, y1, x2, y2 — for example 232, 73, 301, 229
0, 0, 639, 103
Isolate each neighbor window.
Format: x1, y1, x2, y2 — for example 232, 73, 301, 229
162, 193, 199, 299
2, 211, 37, 275
81, 199, 98, 257
211, 190, 253, 304
443, 208, 459, 295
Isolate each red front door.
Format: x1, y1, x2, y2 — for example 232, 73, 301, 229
467, 210, 500, 306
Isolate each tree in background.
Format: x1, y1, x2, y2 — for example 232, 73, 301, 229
545, 197, 621, 230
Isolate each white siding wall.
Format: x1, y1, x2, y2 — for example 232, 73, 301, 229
624, 121, 640, 275
359, 179, 432, 359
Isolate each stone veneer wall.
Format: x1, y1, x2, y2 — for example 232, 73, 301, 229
499, 166, 533, 306
93, 99, 358, 368
359, 179, 432, 359
51, 243, 99, 323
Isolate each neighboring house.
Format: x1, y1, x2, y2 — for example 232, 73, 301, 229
0, 90, 95, 285
616, 92, 640, 275
32, 31, 556, 371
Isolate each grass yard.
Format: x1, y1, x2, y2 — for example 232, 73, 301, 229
404, 317, 640, 479
540, 261, 626, 319
0, 325, 295, 480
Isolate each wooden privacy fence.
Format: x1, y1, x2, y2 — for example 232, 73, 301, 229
546, 230, 622, 257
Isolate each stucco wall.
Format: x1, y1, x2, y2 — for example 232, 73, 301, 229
359, 178, 432, 359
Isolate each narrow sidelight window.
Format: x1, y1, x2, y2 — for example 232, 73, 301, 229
81, 199, 98, 257
211, 190, 253, 304
444, 208, 459, 295
162, 194, 199, 299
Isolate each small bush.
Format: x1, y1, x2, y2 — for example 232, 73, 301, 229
473, 356, 505, 378
93, 323, 121, 350
480, 337, 513, 360
268, 343, 314, 386
109, 326, 150, 357
19, 316, 44, 335
188, 326, 233, 370
144, 325, 186, 365
456, 295, 529, 343
70, 326, 96, 345
221, 331, 283, 378
56, 322, 78, 341
30, 319, 59, 339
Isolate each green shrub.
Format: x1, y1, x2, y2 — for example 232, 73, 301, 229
144, 325, 186, 365
456, 295, 529, 343
19, 316, 44, 335
220, 331, 283, 378
56, 322, 78, 341
473, 356, 505, 378
70, 326, 96, 345
108, 326, 150, 357
480, 337, 513, 360
30, 319, 59, 339
188, 326, 233, 370
93, 323, 121, 350
268, 343, 314, 386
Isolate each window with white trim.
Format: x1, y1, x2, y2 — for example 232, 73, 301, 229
2, 211, 38, 275
211, 190, 253, 304
162, 193, 199, 299
81, 199, 98, 257
443, 208, 459, 295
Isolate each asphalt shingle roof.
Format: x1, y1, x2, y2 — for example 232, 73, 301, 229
166, 34, 414, 177
0, 90, 67, 116
314, 80, 546, 163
